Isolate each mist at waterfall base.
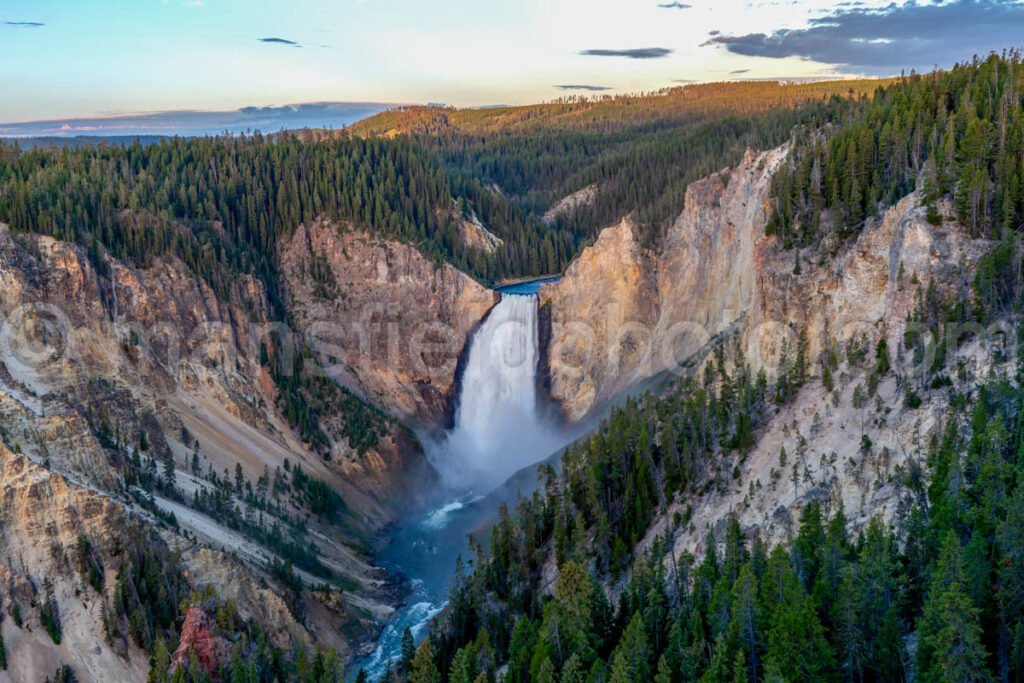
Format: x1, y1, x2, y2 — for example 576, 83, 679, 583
430, 293, 567, 492
355, 289, 575, 681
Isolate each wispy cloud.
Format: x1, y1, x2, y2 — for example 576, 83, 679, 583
579, 47, 673, 59
704, 0, 1024, 75
259, 37, 301, 47
4, 21, 44, 28
554, 84, 613, 91
671, 78, 697, 83
729, 68, 751, 75
657, 2, 692, 8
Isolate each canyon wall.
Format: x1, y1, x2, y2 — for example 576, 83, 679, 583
542, 145, 985, 424
280, 220, 498, 428
540, 145, 788, 421
0, 223, 426, 677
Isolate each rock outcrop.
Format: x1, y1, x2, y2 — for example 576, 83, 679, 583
454, 211, 503, 254
280, 221, 498, 428
541, 144, 987, 428
747, 193, 987, 374
539, 218, 658, 420
0, 445, 149, 683
170, 608, 230, 677
542, 184, 599, 226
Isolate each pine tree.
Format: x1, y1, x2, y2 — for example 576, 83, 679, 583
541, 560, 595, 666
998, 487, 1024, 679
147, 637, 171, 683
654, 653, 672, 683
608, 612, 651, 682
763, 548, 834, 681
400, 627, 415, 673
409, 641, 440, 683
917, 532, 993, 683
835, 565, 865, 683
561, 654, 585, 683
729, 564, 761, 682
506, 618, 537, 683
448, 643, 478, 683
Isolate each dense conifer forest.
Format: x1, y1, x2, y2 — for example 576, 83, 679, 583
0, 133, 562, 292
769, 52, 1024, 248
0, 79, 883, 294
353, 79, 888, 248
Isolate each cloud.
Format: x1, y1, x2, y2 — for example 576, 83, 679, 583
4, 21, 44, 27
671, 78, 697, 83
579, 47, 673, 59
729, 68, 751, 74
554, 84, 613, 91
704, 0, 1024, 75
259, 37, 300, 47
657, 2, 692, 8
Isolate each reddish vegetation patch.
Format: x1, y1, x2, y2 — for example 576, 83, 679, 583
171, 607, 230, 677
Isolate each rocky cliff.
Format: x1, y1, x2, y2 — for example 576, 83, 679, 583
640, 193, 986, 553
541, 145, 789, 421
280, 220, 498, 429
0, 445, 149, 683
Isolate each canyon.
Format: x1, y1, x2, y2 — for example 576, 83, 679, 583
0, 139, 995, 681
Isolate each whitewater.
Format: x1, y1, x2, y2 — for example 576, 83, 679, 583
431, 292, 564, 492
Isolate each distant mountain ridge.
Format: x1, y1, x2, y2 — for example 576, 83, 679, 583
0, 101, 396, 138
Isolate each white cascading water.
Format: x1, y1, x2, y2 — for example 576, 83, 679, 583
432, 293, 563, 492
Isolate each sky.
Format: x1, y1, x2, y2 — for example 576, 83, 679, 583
2, 0, 1023, 133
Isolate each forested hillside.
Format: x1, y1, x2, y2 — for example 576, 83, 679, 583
0, 80, 886, 296
0, 134, 571, 290
351, 80, 888, 136
394, 294, 1024, 683
354, 80, 888, 249
770, 51, 1024, 248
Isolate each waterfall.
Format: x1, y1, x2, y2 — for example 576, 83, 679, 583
432, 293, 563, 492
